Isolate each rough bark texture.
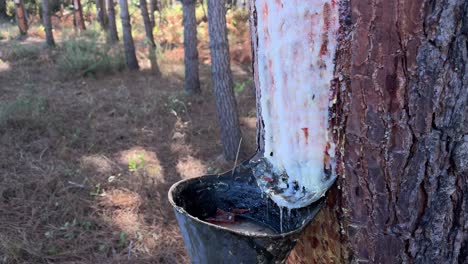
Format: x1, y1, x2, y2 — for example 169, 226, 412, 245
95, 0, 107, 29
119, 0, 139, 70
106, 0, 119, 43
249, 0, 467, 263
41, 0, 55, 47
207, 0, 242, 161
14, 0, 28, 35
73, 0, 86, 31
181, 0, 201, 94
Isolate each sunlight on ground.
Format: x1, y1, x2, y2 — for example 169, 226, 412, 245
117, 146, 165, 182
176, 155, 207, 179
0, 59, 10, 72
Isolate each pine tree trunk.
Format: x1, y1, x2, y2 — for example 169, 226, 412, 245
119, 0, 139, 70
207, 0, 242, 161
41, 0, 55, 47
95, 0, 107, 29
139, 0, 155, 47
149, 0, 156, 28
181, 0, 201, 94
73, 0, 86, 31
0, 0, 8, 19
248, 0, 467, 263
139, 0, 161, 75
106, 0, 119, 43
14, 0, 28, 36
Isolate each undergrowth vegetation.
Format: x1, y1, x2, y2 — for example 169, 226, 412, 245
58, 31, 125, 77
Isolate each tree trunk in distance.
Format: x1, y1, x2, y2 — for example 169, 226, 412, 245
181, 0, 201, 94
248, 0, 467, 263
14, 0, 28, 36
73, 0, 86, 31
207, 0, 242, 161
119, 0, 139, 70
0, 0, 8, 19
41, 0, 55, 46
149, 0, 156, 28
139, 0, 161, 75
95, 0, 107, 29
106, 0, 118, 43
139, 0, 155, 47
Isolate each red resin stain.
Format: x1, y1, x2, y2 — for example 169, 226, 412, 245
263, 176, 274, 183
274, 0, 283, 8
301, 127, 309, 144
262, 2, 269, 20
319, 3, 331, 56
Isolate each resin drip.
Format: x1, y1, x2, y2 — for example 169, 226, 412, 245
251, 0, 340, 209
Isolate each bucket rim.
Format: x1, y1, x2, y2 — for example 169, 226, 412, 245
168, 171, 322, 238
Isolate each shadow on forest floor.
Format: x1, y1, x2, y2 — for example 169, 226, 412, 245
0, 39, 257, 263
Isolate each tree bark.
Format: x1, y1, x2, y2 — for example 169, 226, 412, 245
181, 0, 201, 94
139, 0, 161, 75
149, 0, 156, 28
41, 0, 55, 47
207, 0, 242, 161
106, 0, 119, 43
139, 0, 155, 47
95, 0, 108, 29
14, 0, 28, 36
119, 0, 139, 70
73, 0, 86, 31
248, 0, 467, 263
0, 0, 8, 19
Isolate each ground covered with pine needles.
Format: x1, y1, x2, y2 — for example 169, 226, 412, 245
0, 7, 256, 263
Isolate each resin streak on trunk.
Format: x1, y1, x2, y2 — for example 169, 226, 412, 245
254, 0, 339, 208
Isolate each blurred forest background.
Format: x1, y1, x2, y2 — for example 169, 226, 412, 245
0, 0, 256, 263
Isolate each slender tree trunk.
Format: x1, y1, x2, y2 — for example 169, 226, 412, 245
14, 0, 28, 36
106, 0, 118, 43
181, 0, 201, 94
248, 0, 467, 263
95, 0, 107, 29
41, 0, 55, 47
139, 0, 161, 75
73, 0, 86, 31
149, 0, 156, 28
139, 0, 155, 47
119, 0, 139, 70
0, 0, 8, 19
207, 0, 242, 161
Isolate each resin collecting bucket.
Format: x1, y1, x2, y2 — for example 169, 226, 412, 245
168, 161, 325, 263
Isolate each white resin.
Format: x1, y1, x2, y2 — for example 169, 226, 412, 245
255, 0, 339, 208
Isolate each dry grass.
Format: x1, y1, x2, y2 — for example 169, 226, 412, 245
0, 9, 256, 263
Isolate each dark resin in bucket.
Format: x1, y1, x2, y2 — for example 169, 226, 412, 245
169, 162, 324, 263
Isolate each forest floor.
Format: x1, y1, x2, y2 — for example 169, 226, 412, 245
0, 9, 256, 264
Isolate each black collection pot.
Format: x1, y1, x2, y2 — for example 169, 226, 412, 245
168, 161, 324, 264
